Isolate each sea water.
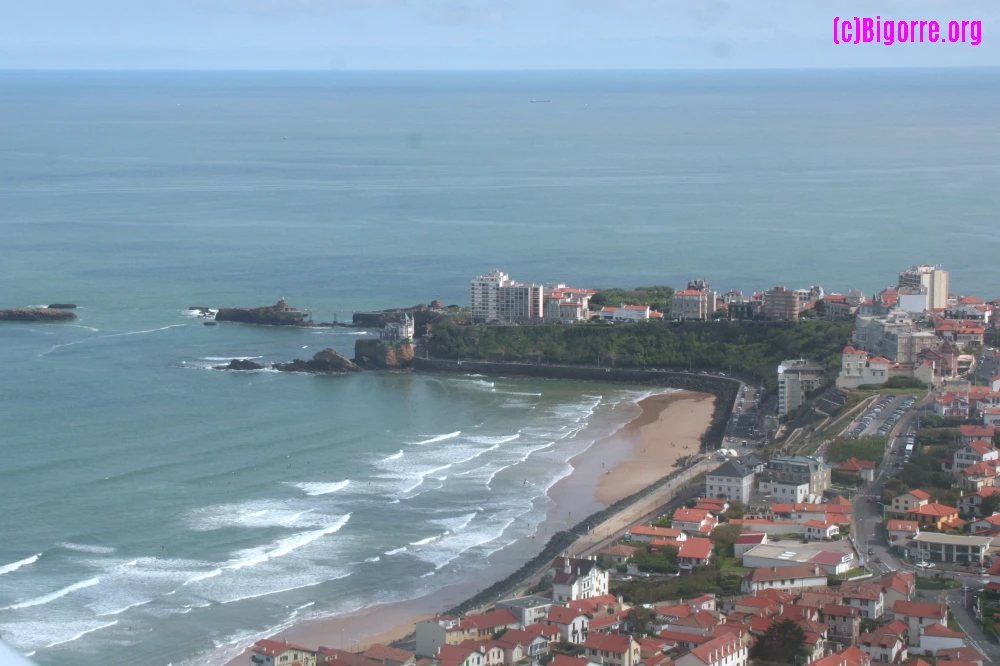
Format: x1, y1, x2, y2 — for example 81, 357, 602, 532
1, 69, 999, 665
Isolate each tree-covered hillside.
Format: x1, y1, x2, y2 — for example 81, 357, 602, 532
427, 320, 853, 392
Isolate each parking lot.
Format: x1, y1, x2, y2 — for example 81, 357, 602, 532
846, 394, 917, 439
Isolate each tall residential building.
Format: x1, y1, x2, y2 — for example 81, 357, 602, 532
762, 286, 801, 321
672, 279, 718, 320
758, 455, 832, 496
898, 265, 950, 310
470, 270, 543, 323
777, 359, 825, 416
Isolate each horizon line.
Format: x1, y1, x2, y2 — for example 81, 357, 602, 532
2, 65, 999, 73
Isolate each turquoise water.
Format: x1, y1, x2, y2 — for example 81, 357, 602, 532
1, 69, 999, 665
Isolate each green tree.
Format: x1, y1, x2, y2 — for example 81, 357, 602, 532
751, 618, 809, 665
981, 494, 1000, 517
625, 607, 656, 636
710, 523, 744, 559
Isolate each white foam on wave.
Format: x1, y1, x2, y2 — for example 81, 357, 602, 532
187, 501, 330, 531
43, 620, 118, 649
364, 556, 381, 563
410, 431, 461, 446
59, 542, 115, 554
96, 599, 152, 617
400, 464, 452, 494
413, 514, 517, 571
0, 553, 41, 576
384, 546, 407, 556
495, 391, 543, 397
220, 578, 342, 605
123, 560, 138, 567
420, 571, 435, 578
184, 568, 223, 585
201, 356, 262, 362
430, 512, 478, 533
466, 433, 521, 445
409, 534, 444, 546
381, 450, 404, 462
225, 514, 351, 572
42, 324, 187, 355
2, 577, 100, 610
67, 324, 100, 332
285, 480, 351, 496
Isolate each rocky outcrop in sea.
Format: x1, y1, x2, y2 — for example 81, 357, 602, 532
215, 299, 310, 326
0, 308, 77, 321
214, 348, 361, 374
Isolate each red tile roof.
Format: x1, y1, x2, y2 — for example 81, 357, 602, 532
966, 440, 996, 455
460, 609, 518, 630
551, 656, 593, 666
908, 489, 931, 500
678, 537, 713, 560
937, 647, 986, 662
735, 532, 767, 545
673, 509, 716, 523
907, 502, 959, 517
547, 606, 587, 625
630, 525, 685, 538
686, 634, 743, 666
583, 633, 634, 653
745, 564, 824, 582
657, 629, 711, 645
886, 519, 919, 532
823, 604, 860, 618
875, 620, 910, 636
922, 623, 964, 638
362, 645, 415, 664
841, 581, 882, 601
601, 544, 638, 558
892, 600, 947, 619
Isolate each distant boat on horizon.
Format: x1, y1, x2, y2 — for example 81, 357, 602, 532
530, 99, 551, 104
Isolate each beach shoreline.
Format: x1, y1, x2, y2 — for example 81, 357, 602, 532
220, 388, 716, 665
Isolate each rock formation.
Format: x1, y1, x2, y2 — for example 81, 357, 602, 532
47, 303, 77, 309
215, 299, 310, 326
273, 348, 361, 374
354, 340, 415, 369
214, 359, 264, 371
0, 308, 77, 321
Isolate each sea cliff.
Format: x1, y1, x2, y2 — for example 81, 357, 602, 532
215, 299, 310, 326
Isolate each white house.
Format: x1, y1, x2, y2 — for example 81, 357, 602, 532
758, 479, 812, 503
671, 509, 718, 535
740, 564, 828, 594
705, 459, 756, 504
545, 607, 589, 645
804, 520, 840, 541
858, 631, 907, 664
891, 601, 948, 647
599, 305, 655, 322
891, 490, 931, 515
550, 557, 609, 603
733, 532, 767, 558
953, 440, 999, 470
917, 623, 966, 656
673, 634, 747, 666
252, 640, 318, 666
841, 581, 885, 620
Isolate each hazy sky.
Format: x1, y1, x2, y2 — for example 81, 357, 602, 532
1, 0, 998, 70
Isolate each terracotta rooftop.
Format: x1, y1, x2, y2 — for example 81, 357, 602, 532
892, 600, 947, 619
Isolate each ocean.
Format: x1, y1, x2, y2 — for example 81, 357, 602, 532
1, 69, 999, 665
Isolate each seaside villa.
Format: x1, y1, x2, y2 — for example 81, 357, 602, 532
549, 556, 609, 603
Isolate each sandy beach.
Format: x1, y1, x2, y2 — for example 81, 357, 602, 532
222, 388, 716, 665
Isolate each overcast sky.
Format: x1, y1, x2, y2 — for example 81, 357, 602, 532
1, 0, 997, 70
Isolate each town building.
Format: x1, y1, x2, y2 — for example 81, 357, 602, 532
599, 544, 637, 567
598, 304, 661, 322
858, 631, 908, 664
677, 538, 714, 570
841, 581, 885, 620
740, 564, 828, 594
549, 556, 609, 603
496, 596, 555, 628
380, 313, 415, 342
960, 425, 997, 445
777, 360, 825, 416
898, 265, 950, 310
909, 532, 992, 565
733, 532, 767, 558
545, 606, 590, 645
543, 285, 597, 324
890, 601, 948, 647
838, 457, 876, 483
705, 458, 756, 503
958, 487, 1000, 518
415, 611, 520, 657
880, 572, 916, 609
886, 520, 920, 551
470, 270, 543, 324
757, 455, 832, 499
673, 633, 747, 666
823, 604, 862, 648
361, 645, 416, 666
628, 525, 687, 543
252, 640, 319, 666
671, 509, 718, 535
905, 503, 961, 530
762, 286, 802, 321
672, 281, 718, 320
917, 624, 966, 656
582, 634, 641, 666
890, 490, 931, 515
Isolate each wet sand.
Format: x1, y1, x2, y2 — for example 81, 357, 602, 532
222, 389, 715, 664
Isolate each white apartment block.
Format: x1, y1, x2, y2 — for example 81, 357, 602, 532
898, 265, 950, 310
777, 360, 825, 416
471, 270, 543, 324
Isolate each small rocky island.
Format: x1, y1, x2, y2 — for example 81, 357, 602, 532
0, 307, 77, 321
214, 299, 310, 326
215, 348, 362, 374
214, 341, 414, 374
